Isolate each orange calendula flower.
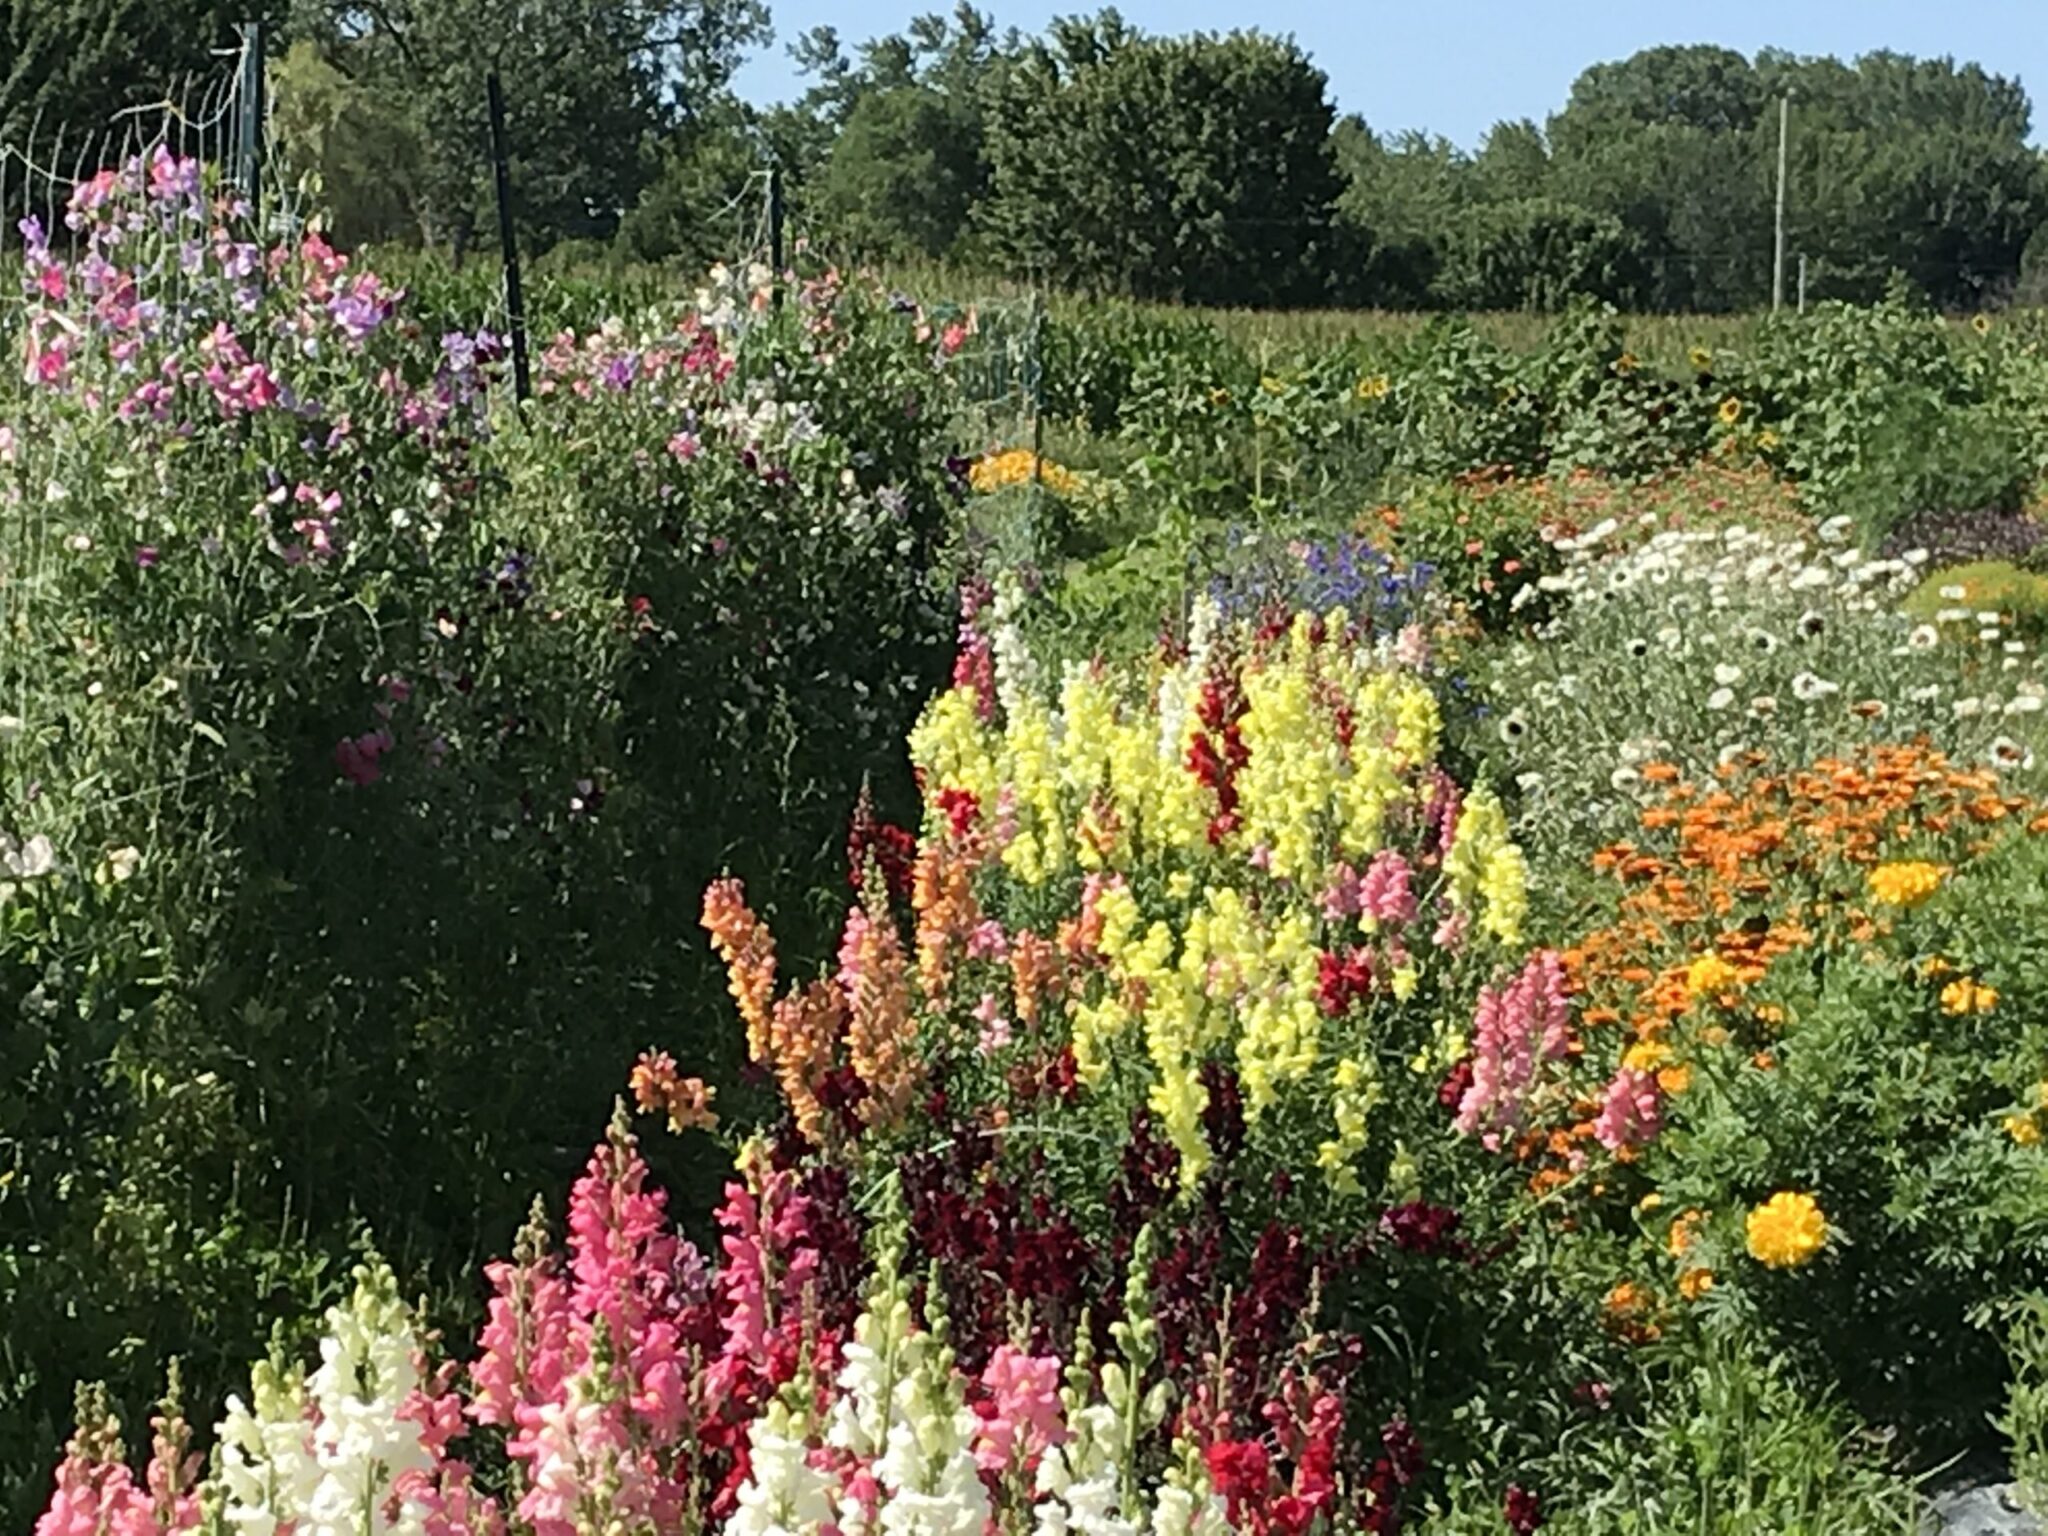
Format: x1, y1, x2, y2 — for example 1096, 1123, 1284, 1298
1866, 861, 1945, 909
1745, 1191, 1828, 1270
1667, 1208, 1708, 1258
1678, 1267, 1716, 1301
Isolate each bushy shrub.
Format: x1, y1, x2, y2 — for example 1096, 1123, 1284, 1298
0, 153, 964, 1512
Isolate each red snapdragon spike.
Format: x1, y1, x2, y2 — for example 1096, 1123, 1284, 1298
1438, 1056, 1476, 1112
1504, 1484, 1544, 1535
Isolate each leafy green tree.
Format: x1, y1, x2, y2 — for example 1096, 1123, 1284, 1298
268, 38, 422, 247
294, 0, 768, 250
1, 0, 289, 149
1438, 196, 1642, 310
815, 84, 985, 260
982, 15, 1341, 306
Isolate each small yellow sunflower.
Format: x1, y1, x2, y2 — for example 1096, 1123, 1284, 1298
1717, 396, 1743, 427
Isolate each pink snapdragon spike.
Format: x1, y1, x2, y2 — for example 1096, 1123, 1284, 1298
1358, 850, 1418, 928
971, 1345, 1066, 1475
37, 1384, 201, 1536
1592, 1067, 1663, 1152
1455, 950, 1573, 1150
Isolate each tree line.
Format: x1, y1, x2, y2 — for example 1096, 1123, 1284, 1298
6, 0, 2047, 311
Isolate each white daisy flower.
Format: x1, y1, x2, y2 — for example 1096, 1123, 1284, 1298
1707, 687, 1736, 712
1954, 697, 1984, 719
1907, 625, 1939, 651
1713, 663, 1744, 687
1987, 736, 2034, 771
1791, 671, 1839, 702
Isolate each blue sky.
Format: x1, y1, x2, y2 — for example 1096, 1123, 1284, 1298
731, 0, 2048, 148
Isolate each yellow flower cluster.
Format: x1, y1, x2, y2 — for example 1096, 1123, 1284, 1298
905, 605, 1528, 1191
1867, 860, 1946, 909
968, 448, 1081, 497
1316, 1057, 1384, 1194
1684, 952, 1741, 999
1938, 977, 1999, 1015
1443, 786, 1528, 947
1745, 1191, 1828, 1270
2005, 1083, 2048, 1146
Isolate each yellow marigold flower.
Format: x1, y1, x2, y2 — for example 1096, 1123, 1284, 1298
1745, 1191, 1828, 1270
1678, 1267, 1716, 1301
1718, 396, 1743, 426
1355, 372, 1390, 401
2005, 1113, 2042, 1147
1939, 978, 1998, 1015
1867, 861, 1945, 909
1685, 952, 1741, 999
1757, 428, 1781, 451
1918, 955, 1955, 979
1637, 1191, 1665, 1213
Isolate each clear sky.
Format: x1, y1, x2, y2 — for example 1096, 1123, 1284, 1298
731, 0, 2048, 148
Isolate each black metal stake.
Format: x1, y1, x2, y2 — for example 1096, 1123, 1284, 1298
486, 71, 531, 404
235, 22, 264, 220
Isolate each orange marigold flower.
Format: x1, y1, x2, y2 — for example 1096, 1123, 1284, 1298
1678, 1267, 1717, 1301
1667, 1208, 1707, 1258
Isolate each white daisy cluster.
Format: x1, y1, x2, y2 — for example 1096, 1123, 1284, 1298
1481, 515, 2048, 849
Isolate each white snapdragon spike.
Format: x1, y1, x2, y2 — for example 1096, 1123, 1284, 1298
731, 1402, 837, 1536
991, 572, 1042, 725
1032, 1403, 1138, 1536
217, 1261, 436, 1536
217, 1362, 321, 1536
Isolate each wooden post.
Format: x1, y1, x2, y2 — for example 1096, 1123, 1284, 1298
235, 22, 264, 217
1772, 94, 1789, 313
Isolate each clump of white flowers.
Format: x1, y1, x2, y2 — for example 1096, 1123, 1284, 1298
217, 1259, 439, 1536
1488, 520, 2046, 850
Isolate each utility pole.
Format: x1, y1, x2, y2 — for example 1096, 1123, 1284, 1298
1772, 93, 1790, 313
768, 165, 785, 310
1797, 253, 1808, 313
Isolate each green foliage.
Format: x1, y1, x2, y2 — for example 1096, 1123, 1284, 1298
817, 84, 987, 261
981, 19, 1342, 306
1995, 1292, 2048, 1514
287, 0, 769, 250
0, 0, 289, 147
1903, 562, 2048, 639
